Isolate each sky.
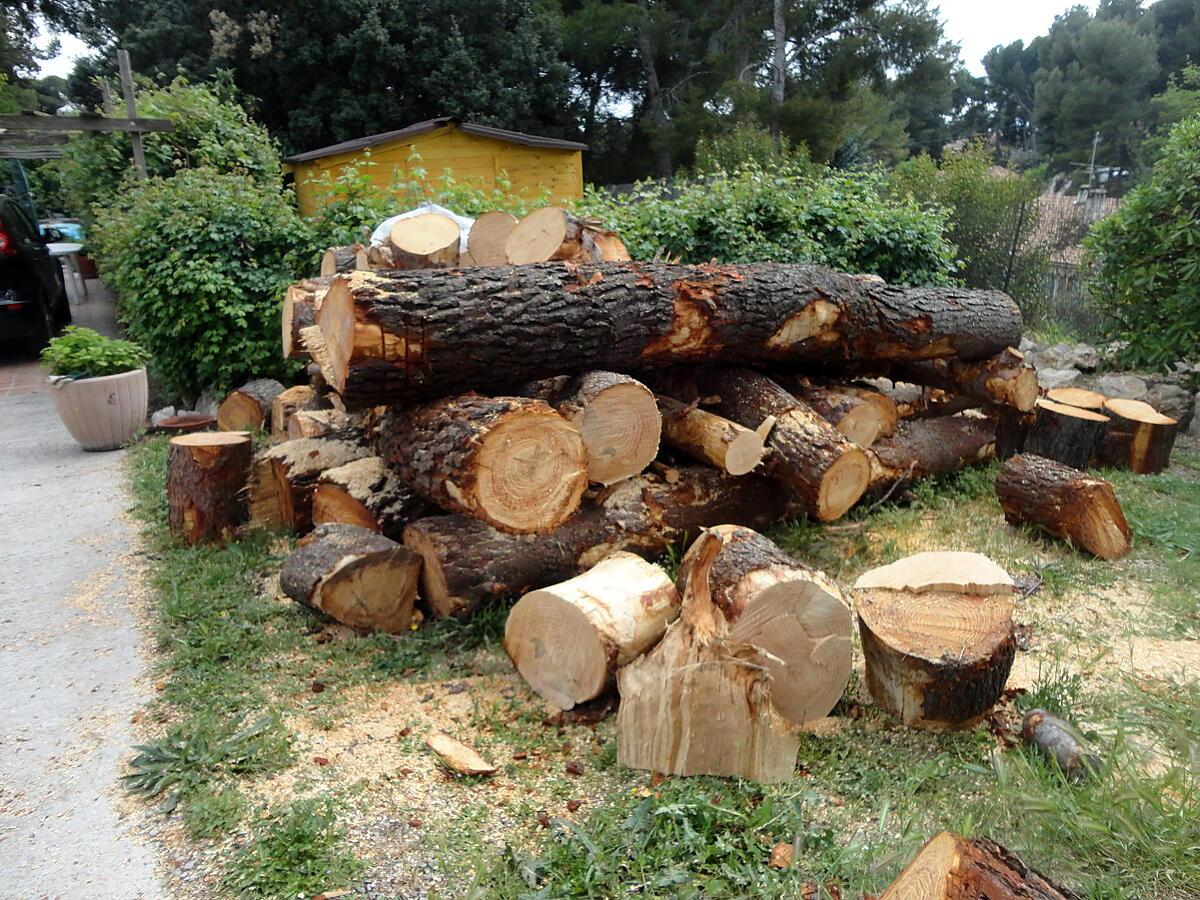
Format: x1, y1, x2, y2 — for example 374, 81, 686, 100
36, 1, 1100, 80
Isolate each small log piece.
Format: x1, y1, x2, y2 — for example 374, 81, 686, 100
282, 278, 328, 360
380, 395, 587, 534
881, 831, 1081, 899
895, 347, 1039, 412
279, 523, 421, 633
550, 372, 661, 485
784, 380, 899, 447
855, 552, 1016, 730
260, 436, 372, 533
467, 211, 517, 266
1094, 398, 1179, 474
504, 553, 681, 709
287, 408, 361, 441
1021, 708, 1101, 781
270, 385, 319, 440
656, 395, 765, 475
387, 213, 460, 268
319, 243, 367, 277
866, 415, 996, 499
996, 454, 1131, 559
312, 456, 426, 541
167, 432, 253, 544
217, 378, 285, 432
1024, 398, 1110, 469
426, 732, 496, 776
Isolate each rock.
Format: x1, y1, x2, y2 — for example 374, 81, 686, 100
1094, 374, 1149, 402
1069, 344, 1100, 372
194, 387, 220, 416
1038, 368, 1081, 390
1147, 383, 1195, 429
1019, 337, 1040, 354
1032, 343, 1100, 373
1191, 411, 1200, 441
150, 406, 177, 426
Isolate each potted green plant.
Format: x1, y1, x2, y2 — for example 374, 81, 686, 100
41, 326, 150, 451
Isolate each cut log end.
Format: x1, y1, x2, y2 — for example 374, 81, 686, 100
469, 211, 518, 266
1096, 398, 1178, 474
505, 207, 573, 264
389, 213, 461, 268
217, 378, 285, 432
1046, 386, 1107, 410
816, 447, 873, 521
167, 432, 253, 544
564, 376, 661, 485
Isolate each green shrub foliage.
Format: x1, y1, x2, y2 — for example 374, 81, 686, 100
41, 326, 149, 378
1085, 116, 1200, 367
575, 163, 958, 286
91, 168, 305, 401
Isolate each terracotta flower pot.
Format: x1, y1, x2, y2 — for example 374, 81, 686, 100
49, 367, 149, 451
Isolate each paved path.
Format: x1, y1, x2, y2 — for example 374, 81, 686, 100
0, 286, 163, 898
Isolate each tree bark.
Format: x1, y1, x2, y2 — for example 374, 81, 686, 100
469, 211, 517, 266
997, 454, 1131, 560
1094, 398, 1179, 474
167, 432, 253, 544
656, 395, 765, 475
881, 832, 1081, 899
270, 385, 319, 439
320, 244, 367, 277
994, 408, 1034, 460
313, 263, 1023, 408
893, 347, 1039, 412
388, 213, 460, 268
504, 552, 680, 709
866, 415, 996, 499
855, 552, 1016, 730
255, 436, 372, 533
217, 378, 285, 432
287, 408, 362, 441
312, 456, 427, 541
402, 465, 789, 619
636, 0, 673, 178
279, 523, 421, 633
379, 394, 587, 534
1024, 398, 1111, 469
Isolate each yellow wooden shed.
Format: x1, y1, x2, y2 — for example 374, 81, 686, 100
283, 117, 587, 217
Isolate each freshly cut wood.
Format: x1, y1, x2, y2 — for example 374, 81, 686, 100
1046, 386, 1107, 411
867, 415, 996, 498
1024, 399, 1110, 469
279, 523, 421, 633
504, 553, 680, 709
387, 213, 460, 268
257, 437, 372, 532
316, 263, 1023, 407
287, 408, 359, 440
996, 454, 1131, 560
403, 465, 789, 618
880, 381, 978, 419
786, 380, 899, 447
505, 207, 625, 264
217, 378, 284, 432
167, 432, 253, 544
656, 395, 765, 475
313, 456, 425, 541
320, 243, 367, 277
588, 229, 631, 262
654, 368, 870, 521
458, 249, 477, 266
380, 395, 587, 534
881, 832, 1080, 899
365, 243, 395, 269
426, 732, 496, 776
467, 211, 517, 265
677, 526, 852, 724
855, 552, 1016, 729
895, 347, 1039, 412
1021, 709, 1101, 781
550, 372, 661, 485
282, 278, 328, 360
1095, 398, 1179, 474
270, 385, 319, 439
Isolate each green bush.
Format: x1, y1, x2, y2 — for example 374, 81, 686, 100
40, 326, 149, 378
693, 122, 809, 175
59, 77, 280, 223
91, 168, 306, 401
575, 163, 958, 286
1086, 116, 1200, 367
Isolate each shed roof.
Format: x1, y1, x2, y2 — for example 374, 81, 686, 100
282, 117, 587, 164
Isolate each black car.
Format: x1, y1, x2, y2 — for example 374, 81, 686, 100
0, 193, 71, 352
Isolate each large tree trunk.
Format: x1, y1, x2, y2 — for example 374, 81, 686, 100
403, 466, 789, 619
320, 244, 367, 277
637, 0, 673, 178
654, 367, 871, 521
893, 347, 1039, 412
1024, 398, 1111, 469
656, 395, 765, 475
217, 378, 284, 432
312, 456, 426, 541
855, 552, 1016, 730
867, 415, 996, 498
279, 523, 421, 633
676, 525, 852, 724
313, 263, 1023, 407
167, 432, 253, 544
996, 454, 1131, 560
504, 552, 680, 709
881, 832, 1081, 899
378, 395, 587, 534
255, 437, 372, 533
1094, 398, 1178, 474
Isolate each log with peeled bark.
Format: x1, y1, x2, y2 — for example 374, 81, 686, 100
504, 208, 629, 264
881, 832, 1080, 900
656, 395, 765, 476
1046, 386, 1107, 411
1094, 398, 1178, 474
379, 394, 587, 534
279, 523, 421, 633
253, 436, 372, 532
653, 367, 870, 521
287, 408, 361, 441
282, 278, 329, 360
781, 378, 899, 447
676, 525, 852, 724
1024, 399, 1110, 470
855, 552, 1016, 730
467, 211, 517, 266
403, 465, 789, 618
504, 553, 680, 709
270, 385, 319, 439
217, 378, 285, 432
388, 213, 460, 268
996, 454, 1131, 560
167, 432, 253, 544
866, 415, 996, 499
1021, 709, 1101, 782
320, 243, 367, 277
315, 262, 1023, 408
892, 346, 1039, 412
312, 456, 426, 541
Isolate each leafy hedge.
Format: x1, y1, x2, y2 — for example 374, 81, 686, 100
91, 168, 305, 401
1085, 116, 1200, 367
575, 163, 958, 286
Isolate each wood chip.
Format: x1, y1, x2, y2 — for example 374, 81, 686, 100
769, 842, 794, 868
426, 731, 497, 776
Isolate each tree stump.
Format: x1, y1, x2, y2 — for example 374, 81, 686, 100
1045, 386, 1107, 411
1094, 398, 1178, 474
388, 213, 460, 268
1024, 398, 1110, 469
167, 432, 253, 544
217, 378, 285, 432
312, 456, 426, 541
656, 395, 765, 475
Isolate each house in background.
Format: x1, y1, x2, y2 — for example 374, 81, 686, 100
283, 117, 587, 217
